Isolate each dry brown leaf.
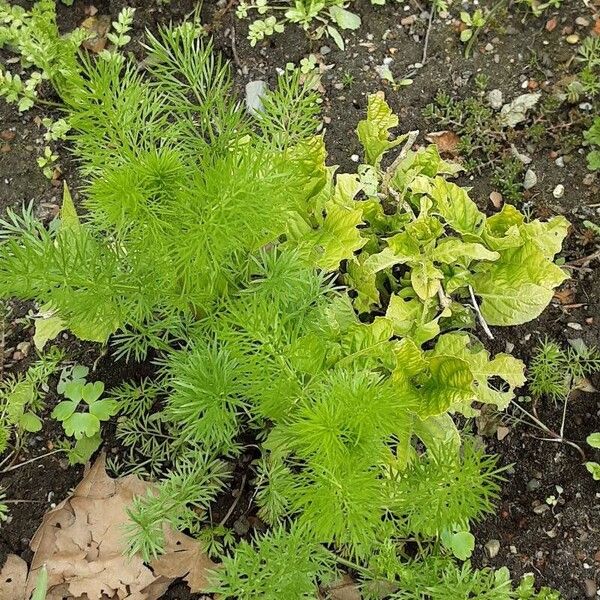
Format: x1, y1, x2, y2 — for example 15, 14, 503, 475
151, 527, 218, 592
489, 191, 503, 209
0, 554, 27, 600
425, 130, 460, 156
322, 574, 362, 600
81, 15, 111, 53
23, 453, 213, 600
554, 287, 576, 305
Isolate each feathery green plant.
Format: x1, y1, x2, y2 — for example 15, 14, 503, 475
529, 338, 600, 402
0, 23, 321, 361
0, 15, 568, 598
209, 525, 336, 600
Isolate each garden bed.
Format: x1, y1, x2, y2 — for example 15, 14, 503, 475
0, 1, 599, 599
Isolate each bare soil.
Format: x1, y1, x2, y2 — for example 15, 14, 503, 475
1, 1, 599, 598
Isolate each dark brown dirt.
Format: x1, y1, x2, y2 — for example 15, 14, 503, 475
1, 0, 599, 598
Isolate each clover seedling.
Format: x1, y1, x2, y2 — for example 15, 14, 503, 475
52, 365, 118, 463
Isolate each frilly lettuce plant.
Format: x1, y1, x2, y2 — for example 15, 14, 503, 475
287, 92, 569, 334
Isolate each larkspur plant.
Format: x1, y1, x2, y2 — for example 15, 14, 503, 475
0, 11, 567, 598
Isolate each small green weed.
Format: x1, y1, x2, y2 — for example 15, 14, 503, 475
52, 364, 119, 464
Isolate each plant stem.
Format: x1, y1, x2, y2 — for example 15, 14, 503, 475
330, 552, 374, 577
511, 401, 586, 461
468, 285, 494, 340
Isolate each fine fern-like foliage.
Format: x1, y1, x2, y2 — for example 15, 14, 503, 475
209, 525, 336, 600
0, 24, 321, 360
125, 452, 230, 560
529, 338, 600, 402
0, 15, 568, 598
0, 0, 86, 111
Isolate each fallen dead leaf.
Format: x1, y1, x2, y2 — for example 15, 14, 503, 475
573, 377, 597, 393
0, 554, 27, 600
81, 15, 111, 53
425, 130, 461, 156
489, 191, 503, 209
594, 19, 600, 35
14, 454, 215, 600
554, 287, 576, 305
151, 527, 218, 592
322, 574, 362, 600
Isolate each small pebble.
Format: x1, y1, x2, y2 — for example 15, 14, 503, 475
555, 156, 565, 167
485, 539, 500, 559
553, 184, 565, 199
584, 579, 597, 598
487, 89, 503, 110
567, 322, 583, 330
523, 169, 537, 190
245, 80, 268, 116
566, 34, 580, 44
233, 515, 250, 535
489, 191, 503, 208
576, 16, 590, 27
320, 45, 331, 55
350, 154, 359, 162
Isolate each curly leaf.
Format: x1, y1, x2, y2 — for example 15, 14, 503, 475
304, 201, 367, 271
419, 355, 474, 417
357, 92, 404, 166
433, 333, 526, 414
411, 261, 443, 301
430, 178, 484, 235
431, 238, 499, 264
471, 241, 568, 326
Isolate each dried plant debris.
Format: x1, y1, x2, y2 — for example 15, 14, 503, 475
0, 554, 28, 600
0, 454, 216, 600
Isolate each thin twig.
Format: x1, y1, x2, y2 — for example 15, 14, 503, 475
381, 130, 419, 198
512, 402, 586, 461
468, 285, 494, 340
421, 4, 435, 65
566, 249, 600, 267
559, 394, 569, 441
464, 0, 508, 58
218, 473, 247, 527
1, 449, 65, 473
230, 24, 242, 69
